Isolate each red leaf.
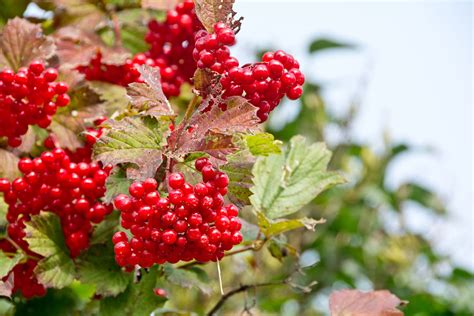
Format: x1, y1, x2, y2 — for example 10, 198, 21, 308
54, 27, 129, 68
329, 289, 406, 316
0, 18, 56, 71
194, 0, 237, 32
126, 65, 175, 118
168, 96, 259, 160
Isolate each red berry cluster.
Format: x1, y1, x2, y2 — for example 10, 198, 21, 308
112, 158, 242, 267
0, 148, 113, 258
0, 61, 70, 147
193, 23, 305, 122
145, 0, 203, 97
0, 240, 46, 298
77, 53, 156, 88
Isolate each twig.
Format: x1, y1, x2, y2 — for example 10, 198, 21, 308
206, 281, 286, 316
177, 242, 264, 269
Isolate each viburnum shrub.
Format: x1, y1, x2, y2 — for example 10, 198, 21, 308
0, 1, 409, 316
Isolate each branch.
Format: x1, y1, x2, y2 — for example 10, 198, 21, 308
177, 241, 266, 270
206, 281, 286, 316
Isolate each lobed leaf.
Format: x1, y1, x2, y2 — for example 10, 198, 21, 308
93, 116, 171, 180
54, 27, 129, 68
0, 252, 24, 279
0, 18, 55, 71
250, 135, 346, 219
24, 213, 75, 288
169, 96, 259, 161
329, 289, 406, 316
126, 65, 174, 118
76, 244, 131, 296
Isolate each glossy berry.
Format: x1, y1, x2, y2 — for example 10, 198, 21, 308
193, 24, 304, 121
112, 159, 241, 267
0, 61, 70, 146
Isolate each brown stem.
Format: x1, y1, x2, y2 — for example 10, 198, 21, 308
6, 237, 42, 261
177, 240, 266, 270
206, 281, 286, 316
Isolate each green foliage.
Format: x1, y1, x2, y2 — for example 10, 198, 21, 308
0, 252, 24, 279
163, 264, 212, 295
100, 267, 166, 316
25, 213, 75, 289
104, 168, 133, 203
250, 135, 345, 219
76, 244, 131, 296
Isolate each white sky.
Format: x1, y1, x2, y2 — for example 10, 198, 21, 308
234, 0, 473, 270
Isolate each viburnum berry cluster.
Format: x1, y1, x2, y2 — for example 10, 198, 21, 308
77, 53, 155, 88
77, 0, 203, 98
0, 61, 70, 147
193, 22, 304, 121
145, 0, 203, 97
0, 148, 113, 258
112, 157, 242, 267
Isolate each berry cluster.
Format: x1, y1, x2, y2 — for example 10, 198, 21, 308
0, 148, 113, 258
0, 61, 70, 147
145, 0, 203, 96
112, 158, 242, 267
193, 23, 304, 122
77, 53, 155, 88
0, 240, 46, 298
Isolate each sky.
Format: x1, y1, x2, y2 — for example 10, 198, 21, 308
233, 0, 473, 270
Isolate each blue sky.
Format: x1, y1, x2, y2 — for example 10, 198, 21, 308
234, 0, 473, 269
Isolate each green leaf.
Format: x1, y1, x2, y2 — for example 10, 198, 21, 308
0, 299, 14, 316
126, 65, 174, 118
221, 150, 254, 207
250, 135, 345, 219
104, 168, 133, 203
163, 264, 211, 295
0, 251, 24, 279
100, 267, 166, 316
308, 38, 354, 54
0, 149, 19, 180
90, 212, 120, 245
77, 244, 131, 296
88, 81, 129, 117
256, 211, 325, 238
24, 213, 75, 288
245, 133, 282, 156
93, 116, 171, 180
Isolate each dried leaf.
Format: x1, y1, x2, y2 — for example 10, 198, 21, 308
0, 273, 14, 298
169, 96, 259, 160
0, 149, 19, 180
0, 17, 56, 71
329, 289, 406, 316
194, 0, 236, 32
54, 27, 129, 68
127, 65, 174, 118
